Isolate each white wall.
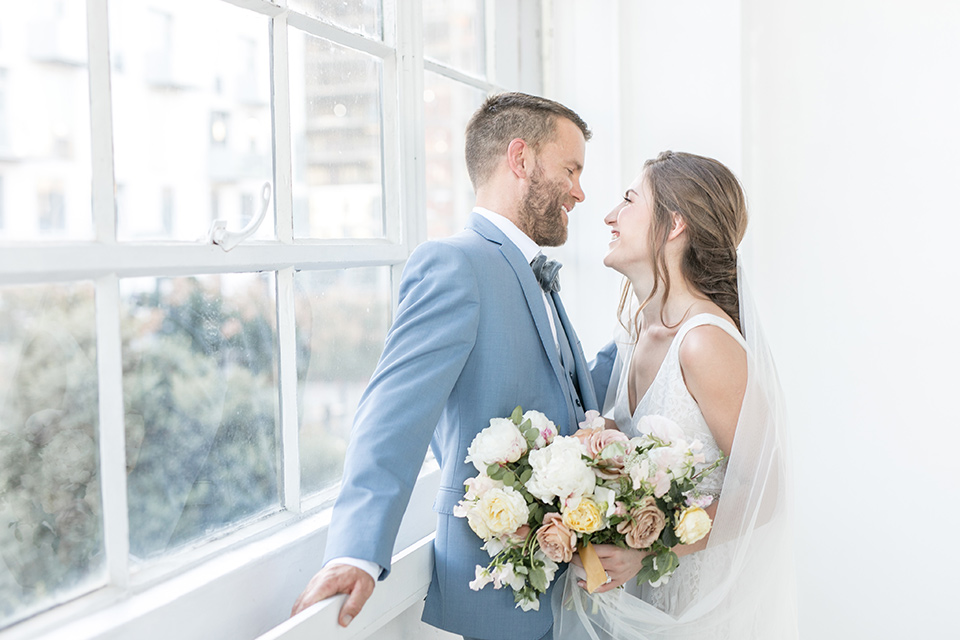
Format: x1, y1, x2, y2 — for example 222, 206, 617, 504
555, 0, 960, 637
744, 1, 960, 637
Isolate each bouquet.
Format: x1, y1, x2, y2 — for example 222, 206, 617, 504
453, 406, 722, 611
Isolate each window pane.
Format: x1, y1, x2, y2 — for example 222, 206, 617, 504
110, 0, 274, 242
120, 274, 280, 560
424, 73, 485, 239
288, 0, 383, 41
295, 268, 391, 496
290, 28, 385, 239
423, 0, 486, 77
0, 2, 93, 242
0, 283, 104, 628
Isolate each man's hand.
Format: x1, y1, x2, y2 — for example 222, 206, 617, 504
290, 564, 376, 627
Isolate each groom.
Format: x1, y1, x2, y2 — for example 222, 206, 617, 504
291, 92, 600, 640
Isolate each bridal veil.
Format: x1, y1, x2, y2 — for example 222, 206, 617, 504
554, 256, 798, 639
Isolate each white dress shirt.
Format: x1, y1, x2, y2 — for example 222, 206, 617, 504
326, 207, 560, 582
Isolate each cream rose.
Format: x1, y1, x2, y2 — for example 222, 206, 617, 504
617, 496, 666, 549
465, 418, 528, 472
525, 436, 596, 504
562, 497, 603, 534
474, 485, 529, 538
675, 506, 712, 545
536, 512, 577, 563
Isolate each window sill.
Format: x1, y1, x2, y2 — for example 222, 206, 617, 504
6, 464, 441, 640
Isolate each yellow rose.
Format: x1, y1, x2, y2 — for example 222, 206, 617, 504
674, 506, 712, 545
562, 497, 603, 534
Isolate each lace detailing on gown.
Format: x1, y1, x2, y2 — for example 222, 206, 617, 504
612, 313, 746, 616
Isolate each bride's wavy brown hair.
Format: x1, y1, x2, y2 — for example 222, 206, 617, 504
619, 150, 748, 335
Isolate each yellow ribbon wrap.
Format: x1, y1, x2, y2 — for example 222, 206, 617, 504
578, 540, 608, 593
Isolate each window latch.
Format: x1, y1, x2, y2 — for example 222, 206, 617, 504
206, 182, 271, 251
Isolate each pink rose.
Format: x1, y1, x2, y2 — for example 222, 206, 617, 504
536, 513, 577, 563
616, 496, 666, 550
575, 427, 630, 478
507, 524, 532, 544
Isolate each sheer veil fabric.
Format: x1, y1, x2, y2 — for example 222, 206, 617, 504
554, 256, 798, 639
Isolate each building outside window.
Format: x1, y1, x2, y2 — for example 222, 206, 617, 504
0, 0, 543, 637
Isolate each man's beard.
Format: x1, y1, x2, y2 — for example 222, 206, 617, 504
517, 164, 568, 247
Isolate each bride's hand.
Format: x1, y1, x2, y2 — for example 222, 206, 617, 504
571, 544, 648, 594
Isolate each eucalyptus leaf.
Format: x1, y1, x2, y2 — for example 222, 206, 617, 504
657, 550, 679, 576
661, 523, 679, 548
529, 566, 548, 592
511, 406, 524, 424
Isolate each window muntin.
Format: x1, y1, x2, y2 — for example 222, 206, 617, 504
0, 0, 546, 634
288, 0, 384, 42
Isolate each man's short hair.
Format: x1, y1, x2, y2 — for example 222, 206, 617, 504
464, 92, 592, 190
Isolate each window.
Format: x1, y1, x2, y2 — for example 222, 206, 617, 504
0, 0, 542, 636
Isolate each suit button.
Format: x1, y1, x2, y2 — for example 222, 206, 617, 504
575, 399, 581, 407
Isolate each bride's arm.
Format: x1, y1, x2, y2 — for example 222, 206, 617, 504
672, 324, 747, 552
576, 326, 747, 593
678, 324, 747, 457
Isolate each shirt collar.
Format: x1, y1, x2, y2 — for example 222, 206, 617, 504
473, 207, 541, 264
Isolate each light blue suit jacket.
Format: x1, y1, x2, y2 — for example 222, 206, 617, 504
324, 213, 604, 639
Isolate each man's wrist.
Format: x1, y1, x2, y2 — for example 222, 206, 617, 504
325, 557, 381, 583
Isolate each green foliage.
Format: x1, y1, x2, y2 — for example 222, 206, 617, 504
0, 277, 284, 625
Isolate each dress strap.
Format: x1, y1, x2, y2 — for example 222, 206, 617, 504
673, 313, 747, 352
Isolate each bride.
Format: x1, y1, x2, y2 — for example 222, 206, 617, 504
556, 151, 797, 638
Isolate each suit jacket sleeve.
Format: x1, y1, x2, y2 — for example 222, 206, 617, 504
588, 339, 619, 414
322, 240, 480, 577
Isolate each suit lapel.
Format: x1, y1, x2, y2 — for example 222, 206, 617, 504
467, 215, 573, 422
551, 291, 599, 414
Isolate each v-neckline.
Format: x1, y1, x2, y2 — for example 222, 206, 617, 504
624, 313, 727, 417
625, 332, 676, 418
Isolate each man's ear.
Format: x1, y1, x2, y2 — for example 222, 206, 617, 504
506, 138, 530, 178
668, 212, 686, 240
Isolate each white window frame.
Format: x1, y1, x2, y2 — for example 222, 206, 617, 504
0, 1, 545, 638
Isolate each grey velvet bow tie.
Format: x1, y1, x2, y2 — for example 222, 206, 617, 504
530, 253, 562, 293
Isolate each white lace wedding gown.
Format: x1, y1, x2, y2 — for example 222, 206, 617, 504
613, 313, 745, 616
555, 262, 797, 639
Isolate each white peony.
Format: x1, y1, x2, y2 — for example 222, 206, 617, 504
638, 414, 686, 444
465, 418, 529, 472
473, 485, 529, 539
522, 410, 558, 448
462, 474, 503, 501
646, 442, 689, 477
525, 436, 596, 504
